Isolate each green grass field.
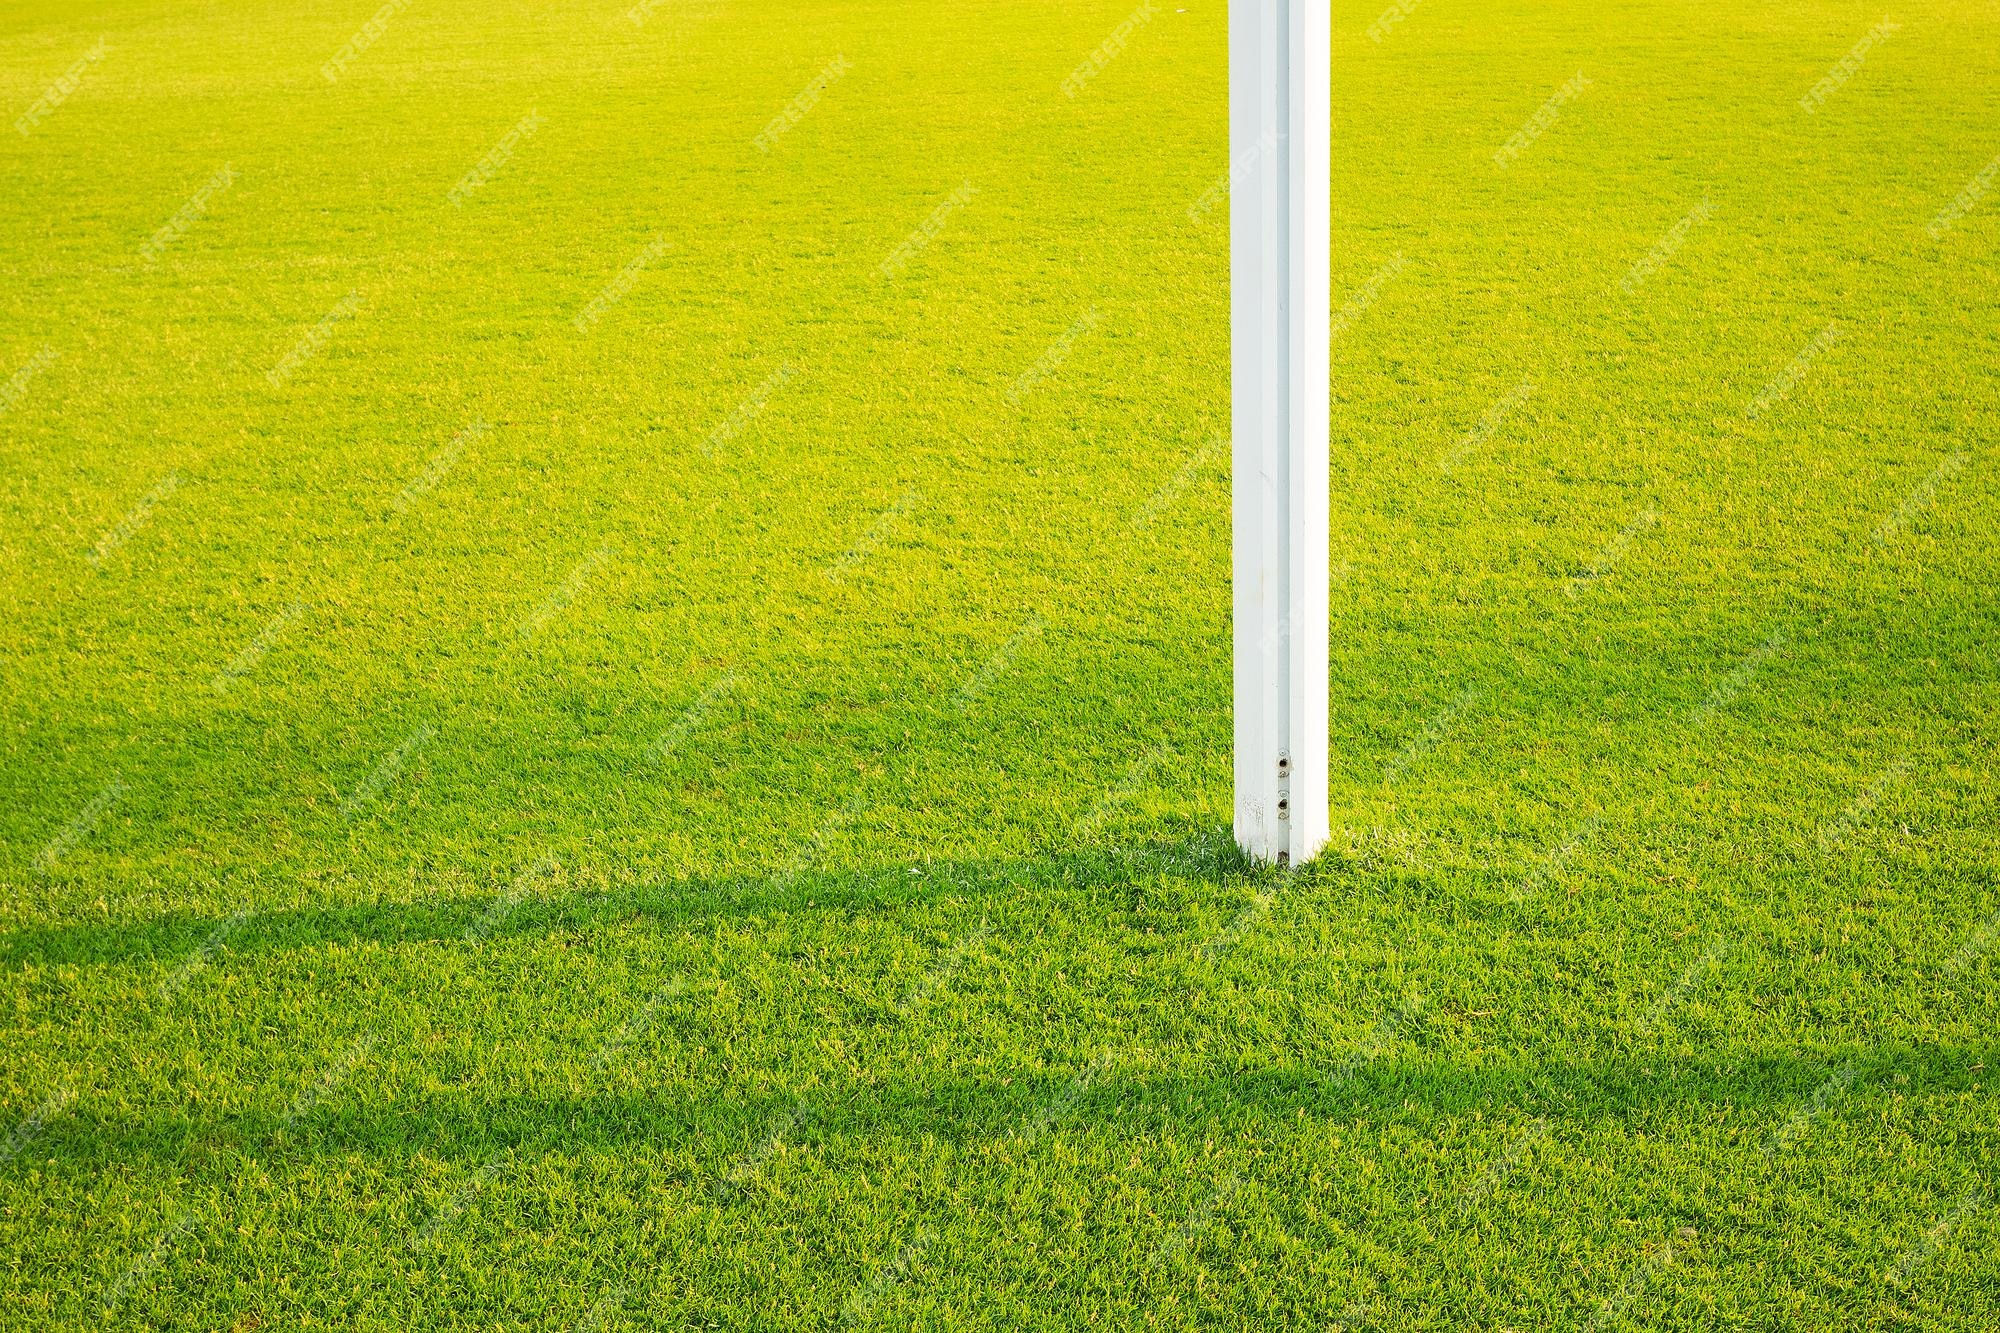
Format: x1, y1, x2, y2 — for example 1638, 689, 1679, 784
3, 0, 1997, 1326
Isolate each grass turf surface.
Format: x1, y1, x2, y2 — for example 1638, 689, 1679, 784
3, 0, 1998, 1327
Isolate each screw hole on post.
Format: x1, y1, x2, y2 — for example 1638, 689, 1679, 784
1276, 796, 1289, 819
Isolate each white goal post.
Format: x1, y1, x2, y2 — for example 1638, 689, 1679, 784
1231, 0, 1329, 866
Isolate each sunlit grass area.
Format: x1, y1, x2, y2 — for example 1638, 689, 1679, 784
1, 0, 1996, 1327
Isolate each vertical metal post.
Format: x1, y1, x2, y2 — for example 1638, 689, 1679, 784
1232, 0, 1329, 866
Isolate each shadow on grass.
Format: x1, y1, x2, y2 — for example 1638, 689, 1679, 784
0, 824, 1269, 971
20, 1044, 1995, 1177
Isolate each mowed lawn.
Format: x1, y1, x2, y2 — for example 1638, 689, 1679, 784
2, 0, 1997, 1326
